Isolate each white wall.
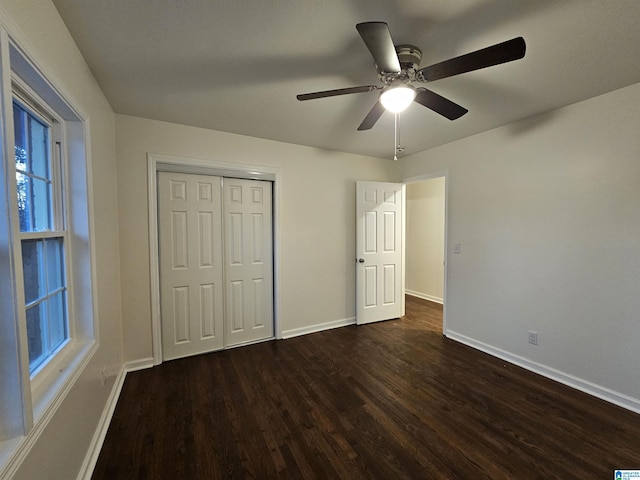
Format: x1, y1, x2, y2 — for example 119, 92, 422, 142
0, 0, 124, 478
406, 178, 445, 303
3, 2, 638, 477
115, 114, 397, 362
401, 82, 640, 411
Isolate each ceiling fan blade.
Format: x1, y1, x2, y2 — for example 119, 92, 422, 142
356, 22, 401, 74
296, 85, 377, 101
414, 89, 468, 120
417, 37, 526, 82
357, 101, 385, 130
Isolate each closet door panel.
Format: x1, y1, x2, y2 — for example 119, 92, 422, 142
158, 172, 225, 360
223, 178, 274, 346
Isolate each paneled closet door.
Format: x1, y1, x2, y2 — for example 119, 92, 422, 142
158, 172, 224, 360
223, 178, 274, 347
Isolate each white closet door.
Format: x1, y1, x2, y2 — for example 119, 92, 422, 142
158, 172, 224, 360
223, 178, 274, 346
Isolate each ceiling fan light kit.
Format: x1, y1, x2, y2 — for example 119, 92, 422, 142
297, 21, 526, 156
380, 84, 416, 113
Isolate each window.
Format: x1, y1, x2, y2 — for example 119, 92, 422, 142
13, 100, 69, 374
0, 32, 95, 462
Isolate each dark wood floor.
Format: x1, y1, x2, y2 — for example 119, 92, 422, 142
93, 296, 640, 479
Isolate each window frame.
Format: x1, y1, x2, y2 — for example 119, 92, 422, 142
12, 87, 75, 381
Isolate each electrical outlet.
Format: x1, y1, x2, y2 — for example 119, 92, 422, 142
528, 331, 538, 345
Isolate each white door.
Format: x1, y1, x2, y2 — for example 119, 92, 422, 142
223, 178, 274, 346
356, 181, 405, 325
158, 172, 224, 360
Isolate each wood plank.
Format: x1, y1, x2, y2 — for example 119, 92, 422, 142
92, 296, 640, 479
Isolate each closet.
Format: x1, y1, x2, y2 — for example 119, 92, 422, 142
157, 172, 273, 361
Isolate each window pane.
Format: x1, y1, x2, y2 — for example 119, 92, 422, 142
22, 237, 69, 374
13, 104, 26, 169
16, 170, 31, 231
29, 115, 49, 179
14, 102, 53, 233
15, 145, 27, 172
46, 238, 65, 291
22, 239, 44, 305
16, 174, 52, 232
26, 302, 46, 371
48, 291, 67, 351
13, 102, 50, 179
32, 177, 52, 231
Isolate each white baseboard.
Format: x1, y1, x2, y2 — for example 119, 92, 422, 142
405, 289, 443, 304
77, 358, 154, 480
446, 330, 640, 415
124, 357, 155, 372
77, 367, 126, 480
281, 317, 356, 339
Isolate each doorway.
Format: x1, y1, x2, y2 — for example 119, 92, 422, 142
404, 173, 447, 333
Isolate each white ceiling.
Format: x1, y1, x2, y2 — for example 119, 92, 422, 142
51, 0, 640, 159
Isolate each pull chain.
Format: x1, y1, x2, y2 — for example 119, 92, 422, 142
393, 113, 398, 161
393, 113, 405, 161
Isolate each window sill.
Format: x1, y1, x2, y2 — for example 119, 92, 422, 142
0, 340, 97, 479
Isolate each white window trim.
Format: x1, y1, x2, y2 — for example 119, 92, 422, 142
0, 24, 98, 479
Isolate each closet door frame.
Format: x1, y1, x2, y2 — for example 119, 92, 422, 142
147, 153, 281, 366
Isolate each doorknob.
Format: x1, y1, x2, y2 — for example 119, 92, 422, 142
358, 258, 365, 263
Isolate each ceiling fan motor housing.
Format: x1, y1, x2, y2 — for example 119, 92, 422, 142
378, 44, 422, 84
396, 45, 422, 70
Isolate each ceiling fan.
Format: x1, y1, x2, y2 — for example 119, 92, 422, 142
297, 22, 526, 131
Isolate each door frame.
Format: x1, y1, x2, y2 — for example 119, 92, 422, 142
147, 153, 281, 365
403, 170, 449, 336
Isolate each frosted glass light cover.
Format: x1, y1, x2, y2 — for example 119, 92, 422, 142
380, 86, 416, 113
